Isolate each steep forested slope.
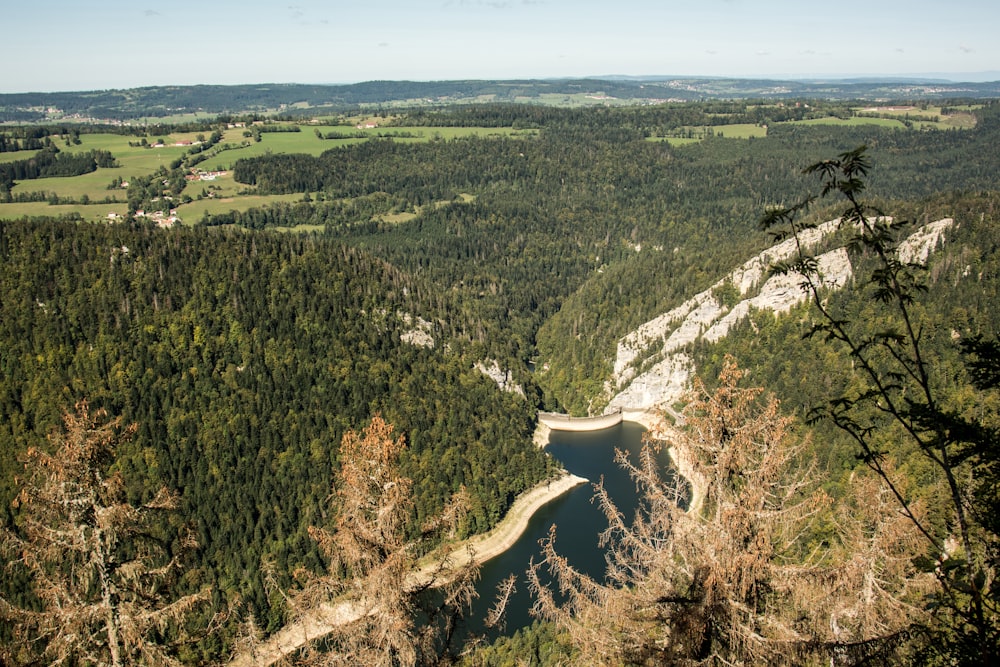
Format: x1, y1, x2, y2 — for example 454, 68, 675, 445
4, 99, 1000, 662
687, 190, 1000, 483
533, 106, 1000, 413
0, 221, 553, 640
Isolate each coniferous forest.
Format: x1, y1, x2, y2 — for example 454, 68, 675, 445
2, 93, 1000, 664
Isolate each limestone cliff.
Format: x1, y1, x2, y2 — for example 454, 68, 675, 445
605, 218, 953, 413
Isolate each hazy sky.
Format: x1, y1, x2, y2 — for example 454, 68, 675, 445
4, 0, 997, 92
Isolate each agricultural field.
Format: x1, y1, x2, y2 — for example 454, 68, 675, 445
646, 106, 978, 145
0, 201, 129, 222
178, 192, 304, 223
784, 116, 908, 129
0, 148, 43, 164
518, 92, 660, 106
0, 123, 533, 225
0, 103, 978, 225
647, 122, 769, 145
852, 104, 979, 129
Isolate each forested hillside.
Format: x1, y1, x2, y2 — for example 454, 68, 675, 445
534, 108, 1000, 413
3, 95, 1000, 663
218, 101, 1000, 413
0, 221, 554, 653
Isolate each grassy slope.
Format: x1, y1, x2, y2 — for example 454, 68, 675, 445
0, 126, 533, 224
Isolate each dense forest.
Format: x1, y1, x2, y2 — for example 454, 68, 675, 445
222, 102, 1000, 414
0, 221, 555, 656
2, 96, 1000, 663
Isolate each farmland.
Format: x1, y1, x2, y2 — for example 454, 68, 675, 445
646, 104, 979, 145
0, 123, 534, 224
0, 101, 981, 226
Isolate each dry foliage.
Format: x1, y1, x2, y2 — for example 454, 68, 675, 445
0, 401, 212, 666
284, 414, 480, 666
528, 357, 930, 666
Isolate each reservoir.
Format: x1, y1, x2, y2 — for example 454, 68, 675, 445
465, 419, 675, 637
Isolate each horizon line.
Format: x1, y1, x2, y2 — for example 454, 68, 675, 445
3, 71, 1000, 96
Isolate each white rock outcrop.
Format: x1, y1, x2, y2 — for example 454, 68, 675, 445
612, 218, 848, 381
898, 218, 953, 265
476, 359, 525, 396
604, 217, 951, 414
399, 313, 435, 348
607, 353, 694, 413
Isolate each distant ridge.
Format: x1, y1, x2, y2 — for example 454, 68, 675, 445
595, 72, 1000, 84
2, 76, 999, 122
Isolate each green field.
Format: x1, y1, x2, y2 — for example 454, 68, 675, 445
852, 105, 979, 130
785, 116, 908, 129
644, 106, 979, 145
0, 201, 128, 222
178, 192, 304, 223
180, 171, 243, 199
521, 93, 653, 107
0, 148, 42, 164
648, 123, 768, 144
1, 125, 532, 223
0, 105, 973, 223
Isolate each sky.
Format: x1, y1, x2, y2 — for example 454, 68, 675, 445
3, 0, 998, 93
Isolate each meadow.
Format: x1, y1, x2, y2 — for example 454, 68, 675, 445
647, 122, 769, 145
0, 105, 974, 225
0, 125, 531, 225
646, 106, 978, 145
854, 104, 979, 129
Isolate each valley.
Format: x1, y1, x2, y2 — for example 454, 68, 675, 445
2, 82, 999, 664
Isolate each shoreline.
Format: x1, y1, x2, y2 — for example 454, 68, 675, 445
228, 470, 587, 667
232, 409, 699, 666
457, 471, 589, 565
536, 407, 705, 515
411, 470, 588, 577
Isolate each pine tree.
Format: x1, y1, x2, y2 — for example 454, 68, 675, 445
1, 401, 211, 666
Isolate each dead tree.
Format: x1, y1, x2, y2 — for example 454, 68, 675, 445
0, 401, 211, 666
528, 358, 929, 666
761, 146, 1000, 661
284, 414, 479, 666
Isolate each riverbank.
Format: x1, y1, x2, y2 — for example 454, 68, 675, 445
411, 470, 587, 579
228, 470, 587, 667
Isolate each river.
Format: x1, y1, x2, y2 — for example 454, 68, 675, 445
465, 420, 675, 638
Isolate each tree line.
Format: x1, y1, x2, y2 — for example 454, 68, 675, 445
0, 146, 116, 192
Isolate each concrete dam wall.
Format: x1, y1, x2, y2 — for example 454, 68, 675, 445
538, 409, 623, 432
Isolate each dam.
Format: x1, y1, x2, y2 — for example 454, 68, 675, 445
537, 408, 623, 432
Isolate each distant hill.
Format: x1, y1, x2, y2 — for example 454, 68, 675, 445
2, 77, 1000, 122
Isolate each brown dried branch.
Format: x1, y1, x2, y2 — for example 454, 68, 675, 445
0, 401, 212, 666
286, 414, 480, 666
528, 357, 929, 666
